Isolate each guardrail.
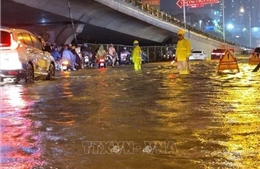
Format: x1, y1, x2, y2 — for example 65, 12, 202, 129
123, 0, 242, 48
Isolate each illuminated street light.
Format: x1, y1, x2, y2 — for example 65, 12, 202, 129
235, 35, 240, 44
227, 23, 234, 30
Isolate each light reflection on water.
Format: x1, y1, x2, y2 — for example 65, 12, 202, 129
0, 85, 46, 168
0, 59, 259, 168
157, 60, 260, 168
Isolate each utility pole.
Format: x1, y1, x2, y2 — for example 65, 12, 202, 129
222, 0, 225, 42
249, 12, 252, 47
183, 0, 186, 29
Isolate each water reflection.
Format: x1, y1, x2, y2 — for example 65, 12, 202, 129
153, 61, 260, 168
0, 60, 259, 168
213, 77, 260, 168
0, 85, 45, 168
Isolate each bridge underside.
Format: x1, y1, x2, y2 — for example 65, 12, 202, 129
1, 0, 174, 46
2, 0, 240, 55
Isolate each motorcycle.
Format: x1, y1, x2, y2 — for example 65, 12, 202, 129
60, 59, 72, 71
83, 51, 93, 67
97, 57, 106, 68
106, 54, 113, 66
120, 53, 131, 65
120, 48, 131, 65
107, 53, 120, 66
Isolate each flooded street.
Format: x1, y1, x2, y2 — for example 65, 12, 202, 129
1, 56, 260, 169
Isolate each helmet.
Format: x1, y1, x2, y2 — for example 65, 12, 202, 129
133, 40, 139, 45
178, 29, 185, 35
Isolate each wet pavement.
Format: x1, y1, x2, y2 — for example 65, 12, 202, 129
1, 56, 260, 169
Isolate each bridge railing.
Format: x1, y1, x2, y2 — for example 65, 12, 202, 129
123, 0, 239, 48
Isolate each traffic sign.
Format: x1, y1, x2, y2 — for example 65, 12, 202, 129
176, 0, 183, 8
217, 49, 239, 73
248, 52, 260, 65
176, 0, 219, 8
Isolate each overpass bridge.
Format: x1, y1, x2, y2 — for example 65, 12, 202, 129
1, 0, 241, 55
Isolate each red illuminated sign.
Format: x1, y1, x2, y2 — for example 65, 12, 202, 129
176, 0, 219, 8
176, 0, 183, 8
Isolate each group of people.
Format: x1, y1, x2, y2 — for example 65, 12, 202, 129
130, 30, 192, 74
94, 29, 192, 73
95, 44, 118, 67
94, 42, 142, 70
48, 28, 191, 73
50, 44, 82, 71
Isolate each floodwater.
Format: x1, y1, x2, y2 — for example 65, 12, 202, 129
1, 56, 260, 169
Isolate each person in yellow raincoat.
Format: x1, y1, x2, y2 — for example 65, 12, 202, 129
96, 45, 107, 63
175, 29, 191, 74
132, 40, 142, 70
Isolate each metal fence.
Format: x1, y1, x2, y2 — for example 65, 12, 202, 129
85, 43, 176, 62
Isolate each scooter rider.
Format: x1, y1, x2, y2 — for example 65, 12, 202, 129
96, 45, 107, 62
61, 44, 76, 70
108, 43, 118, 67
80, 43, 88, 56
120, 46, 130, 65
71, 45, 82, 69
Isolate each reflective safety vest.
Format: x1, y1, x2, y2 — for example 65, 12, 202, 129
132, 46, 142, 62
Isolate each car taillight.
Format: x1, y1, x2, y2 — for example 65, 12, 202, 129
8, 71, 19, 75
0, 34, 11, 47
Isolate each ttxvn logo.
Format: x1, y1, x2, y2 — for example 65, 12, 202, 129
82, 141, 177, 154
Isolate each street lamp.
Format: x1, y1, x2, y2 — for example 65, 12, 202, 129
249, 13, 252, 47
240, 7, 252, 48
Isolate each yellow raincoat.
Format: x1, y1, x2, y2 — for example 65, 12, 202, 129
132, 45, 142, 70
176, 38, 191, 74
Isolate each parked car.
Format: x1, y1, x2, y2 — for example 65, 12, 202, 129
0, 26, 56, 83
211, 49, 226, 60
189, 50, 207, 60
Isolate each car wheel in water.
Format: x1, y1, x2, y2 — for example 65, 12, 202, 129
46, 63, 55, 80
25, 63, 34, 83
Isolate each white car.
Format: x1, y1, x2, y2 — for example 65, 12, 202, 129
189, 51, 207, 60
0, 27, 56, 83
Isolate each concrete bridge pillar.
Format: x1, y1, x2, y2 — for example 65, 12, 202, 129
56, 24, 85, 45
